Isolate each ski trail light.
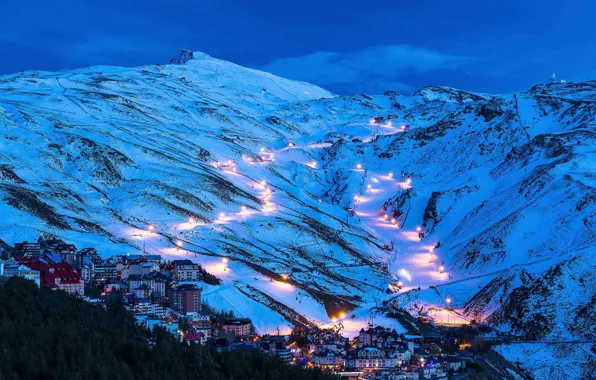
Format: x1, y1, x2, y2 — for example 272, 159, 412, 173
388, 172, 393, 178
391, 218, 397, 224
241, 205, 247, 212
406, 178, 412, 185
353, 195, 359, 201
357, 164, 362, 169
446, 297, 452, 304
148, 225, 155, 231
219, 212, 225, 220
383, 214, 389, 221
222, 257, 228, 263
288, 142, 295, 147
439, 265, 445, 272
416, 226, 421, 232
387, 121, 392, 127
176, 240, 183, 248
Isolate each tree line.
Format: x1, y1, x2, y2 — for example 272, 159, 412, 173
0, 277, 334, 380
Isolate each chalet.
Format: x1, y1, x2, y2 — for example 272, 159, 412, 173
313, 349, 344, 368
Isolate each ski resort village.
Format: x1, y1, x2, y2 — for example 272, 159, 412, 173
0, 50, 595, 379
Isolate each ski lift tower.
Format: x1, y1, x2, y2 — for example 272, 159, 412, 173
549, 73, 558, 84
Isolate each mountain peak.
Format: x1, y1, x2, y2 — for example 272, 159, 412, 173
169, 49, 212, 64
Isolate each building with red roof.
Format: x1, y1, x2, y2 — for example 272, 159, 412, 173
15, 258, 84, 295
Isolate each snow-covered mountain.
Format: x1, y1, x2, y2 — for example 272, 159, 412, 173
1, 50, 595, 377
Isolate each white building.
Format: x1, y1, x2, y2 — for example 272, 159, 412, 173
0, 258, 41, 286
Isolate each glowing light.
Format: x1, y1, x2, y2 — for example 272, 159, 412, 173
397, 281, 403, 287
367, 185, 372, 190
219, 212, 225, 220
176, 241, 183, 248
148, 224, 155, 231
399, 269, 412, 281
356, 164, 362, 169
339, 312, 346, 319
281, 274, 288, 280
288, 142, 295, 147
391, 218, 397, 224
241, 205, 247, 212
383, 214, 389, 221
353, 195, 359, 201
369, 118, 375, 125
387, 121, 392, 127
429, 247, 435, 253
189, 217, 195, 224
260, 148, 265, 153
439, 265, 445, 272
264, 201, 271, 207
388, 172, 393, 178
446, 297, 452, 304
406, 178, 412, 185
416, 226, 421, 232
311, 161, 318, 168
261, 180, 267, 187
401, 125, 406, 130
222, 258, 228, 263
331, 317, 337, 322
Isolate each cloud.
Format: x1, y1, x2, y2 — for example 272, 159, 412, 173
261, 45, 474, 94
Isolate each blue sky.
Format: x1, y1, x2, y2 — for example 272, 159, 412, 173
1, 0, 595, 94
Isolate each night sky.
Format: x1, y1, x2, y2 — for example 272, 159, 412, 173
2, 0, 595, 95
